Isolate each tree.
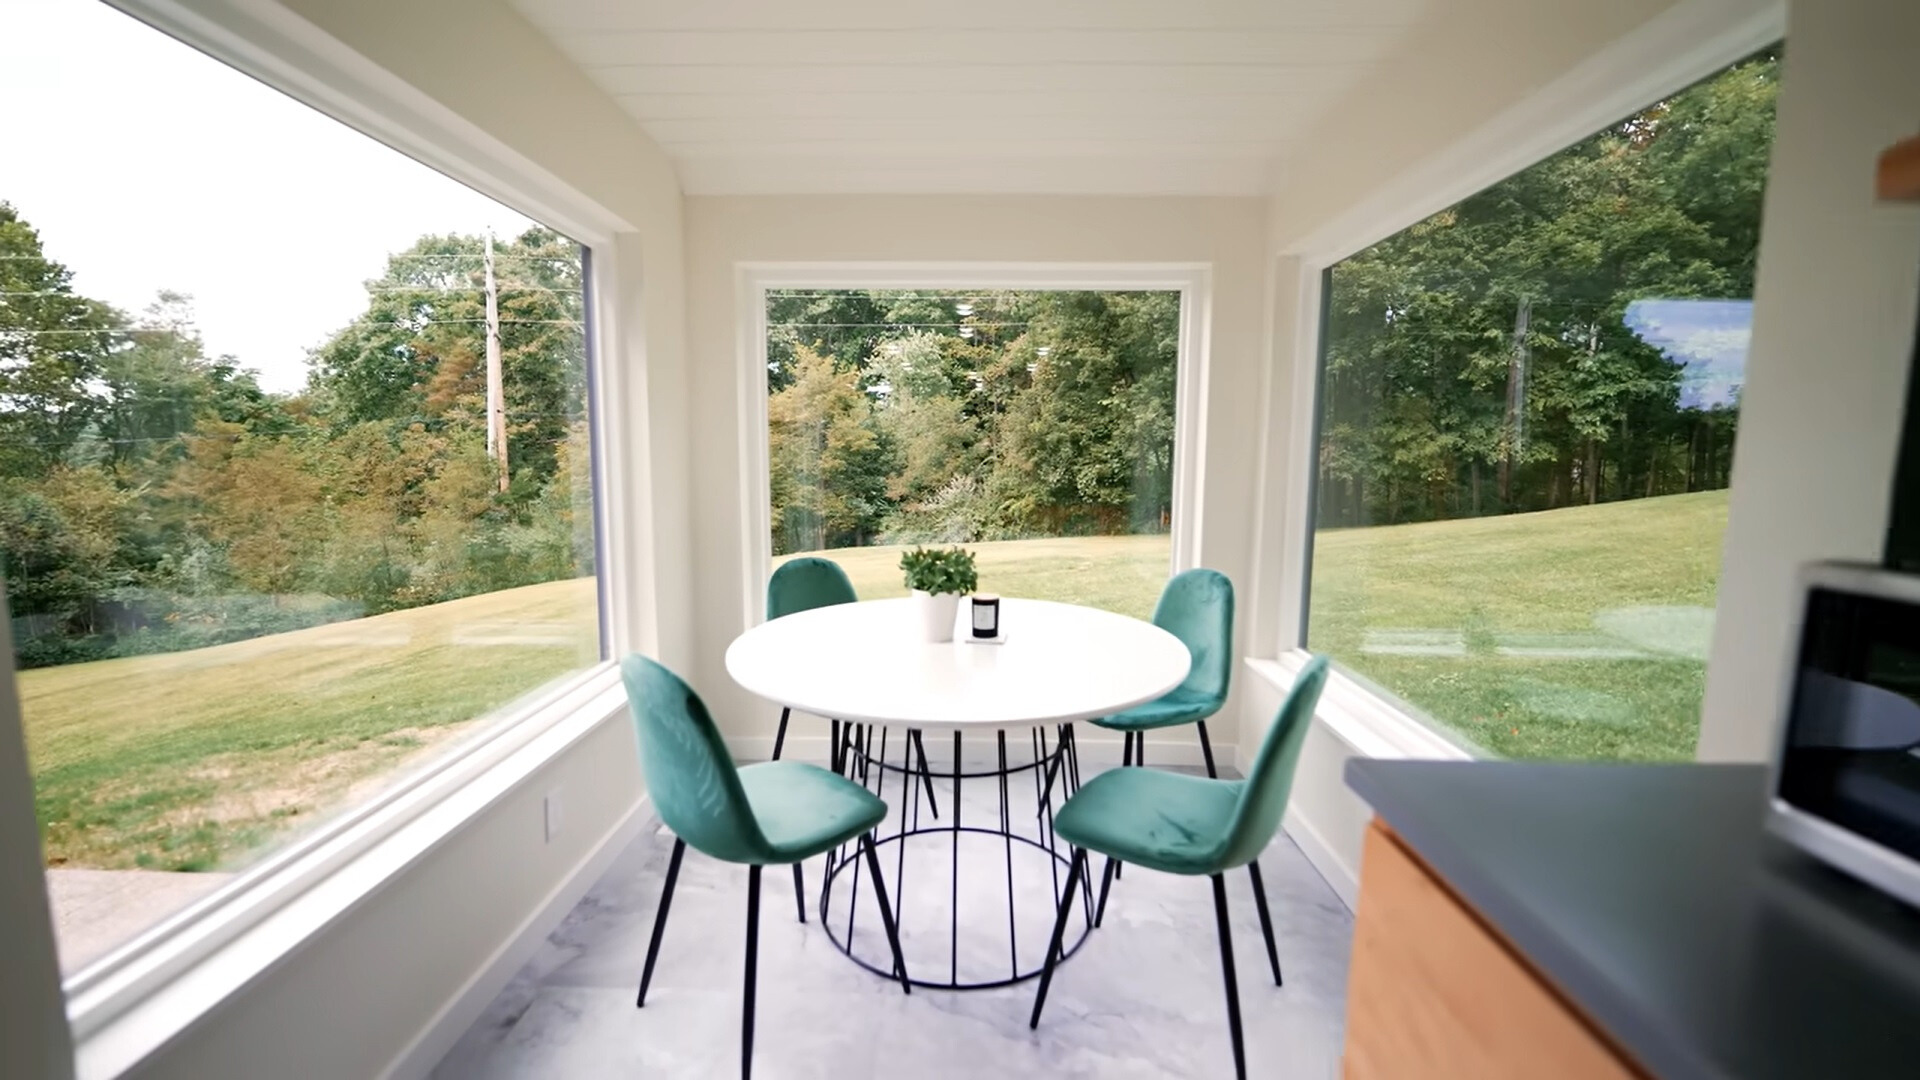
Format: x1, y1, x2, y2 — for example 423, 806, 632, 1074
0, 202, 120, 477
767, 345, 886, 553
309, 228, 586, 493
1314, 53, 1775, 526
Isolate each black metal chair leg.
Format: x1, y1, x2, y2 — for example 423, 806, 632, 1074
912, 729, 940, 820
1197, 720, 1218, 779
1035, 738, 1064, 814
1211, 873, 1248, 1080
772, 707, 790, 762
1247, 860, 1282, 986
1028, 847, 1087, 1029
1094, 855, 1118, 927
792, 861, 807, 924
637, 837, 685, 1007
1116, 734, 1134, 881
742, 865, 762, 1080
829, 719, 842, 772
859, 833, 912, 994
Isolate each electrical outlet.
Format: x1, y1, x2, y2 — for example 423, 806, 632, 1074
544, 789, 563, 843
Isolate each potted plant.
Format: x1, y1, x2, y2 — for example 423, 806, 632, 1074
899, 545, 978, 643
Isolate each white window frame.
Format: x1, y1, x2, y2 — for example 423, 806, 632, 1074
27, 0, 663, 1056
1256, 0, 1786, 758
734, 262, 1211, 632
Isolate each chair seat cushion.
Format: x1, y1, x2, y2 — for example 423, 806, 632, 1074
1091, 686, 1224, 732
737, 761, 888, 863
1052, 767, 1242, 876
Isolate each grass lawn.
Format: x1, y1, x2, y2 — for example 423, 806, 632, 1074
20, 493, 1725, 871
776, 534, 1175, 622
1308, 489, 1728, 762
791, 489, 1727, 764
19, 578, 597, 871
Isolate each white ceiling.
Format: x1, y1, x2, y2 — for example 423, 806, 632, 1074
508, 0, 1433, 196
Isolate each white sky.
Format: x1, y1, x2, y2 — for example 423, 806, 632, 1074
0, 0, 543, 393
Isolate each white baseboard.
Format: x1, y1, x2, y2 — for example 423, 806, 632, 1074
1236, 734, 1359, 912
724, 727, 1227, 769
381, 795, 651, 1080
1281, 806, 1358, 912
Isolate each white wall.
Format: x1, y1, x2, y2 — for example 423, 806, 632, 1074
1698, 0, 1920, 760
682, 195, 1270, 763
0, 583, 73, 1080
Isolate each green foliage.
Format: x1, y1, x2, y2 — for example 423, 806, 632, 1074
899, 545, 978, 595
0, 203, 120, 478
766, 288, 1182, 554
1317, 54, 1775, 528
0, 206, 594, 669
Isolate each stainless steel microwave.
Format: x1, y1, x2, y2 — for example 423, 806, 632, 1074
1767, 561, 1920, 908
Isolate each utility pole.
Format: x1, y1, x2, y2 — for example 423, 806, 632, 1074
483, 228, 509, 493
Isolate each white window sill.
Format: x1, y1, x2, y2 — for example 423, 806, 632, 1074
67, 663, 631, 1080
1246, 651, 1472, 762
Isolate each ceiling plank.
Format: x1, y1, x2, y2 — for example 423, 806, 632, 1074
587, 62, 1366, 96
549, 29, 1403, 69
513, 0, 1428, 34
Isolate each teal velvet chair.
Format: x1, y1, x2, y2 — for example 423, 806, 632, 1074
1076, 568, 1234, 892
1093, 567, 1236, 777
622, 655, 910, 1080
1030, 656, 1330, 1080
766, 557, 939, 816
765, 557, 858, 764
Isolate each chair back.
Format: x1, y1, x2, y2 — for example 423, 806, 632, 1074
620, 654, 772, 865
1217, 655, 1330, 870
767, 557, 857, 621
1154, 568, 1234, 706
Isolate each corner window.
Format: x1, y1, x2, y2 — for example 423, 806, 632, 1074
1, 1, 601, 974
765, 289, 1180, 619
1303, 51, 1778, 761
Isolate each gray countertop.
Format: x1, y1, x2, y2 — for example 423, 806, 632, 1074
1345, 760, 1920, 1080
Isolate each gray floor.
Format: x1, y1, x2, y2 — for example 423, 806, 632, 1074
433, 760, 1353, 1078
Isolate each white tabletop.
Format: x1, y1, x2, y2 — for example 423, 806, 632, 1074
724, 597, 1192, 730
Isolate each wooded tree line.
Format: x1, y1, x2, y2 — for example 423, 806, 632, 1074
1316, 53, 1775, 528
0, 206, 591, 667
766, 289, 1179, 555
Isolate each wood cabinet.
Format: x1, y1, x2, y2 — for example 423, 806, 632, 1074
1343, 822, 1644, 1079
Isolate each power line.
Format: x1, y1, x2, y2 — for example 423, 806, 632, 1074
0, 318, 584, 335
768, 322, 1030, 330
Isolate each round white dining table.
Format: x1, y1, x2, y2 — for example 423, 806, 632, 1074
724, 596, 1193, 991
725, 596, 1191, 731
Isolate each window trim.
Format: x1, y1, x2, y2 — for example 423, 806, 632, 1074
1250, 652, 1471, 762
733, 262, 1212, 634
30, 0, 658, 1054
65, 664, 621, 1043
1263, 1, 1787, 754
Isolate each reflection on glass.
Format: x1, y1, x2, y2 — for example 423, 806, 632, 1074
1303, 51, 1778, 762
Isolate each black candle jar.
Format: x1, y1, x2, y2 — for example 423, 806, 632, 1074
970, 594, 1001, 639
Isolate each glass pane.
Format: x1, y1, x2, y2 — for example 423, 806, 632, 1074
1304, 51, 1779, 762
765, 289, 1179, 619
1, 0, 601, 973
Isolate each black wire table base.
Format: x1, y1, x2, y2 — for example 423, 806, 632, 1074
817, 725, 1095, 990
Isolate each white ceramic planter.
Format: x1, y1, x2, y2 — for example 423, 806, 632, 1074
911, 589, 962, 643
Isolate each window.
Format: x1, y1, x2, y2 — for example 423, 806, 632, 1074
765, 289, 1180, 619
1, 0, 600, 974
1303, 51, 1778, 762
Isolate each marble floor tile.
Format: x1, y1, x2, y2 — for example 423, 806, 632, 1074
432, 764, 1353, 1079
